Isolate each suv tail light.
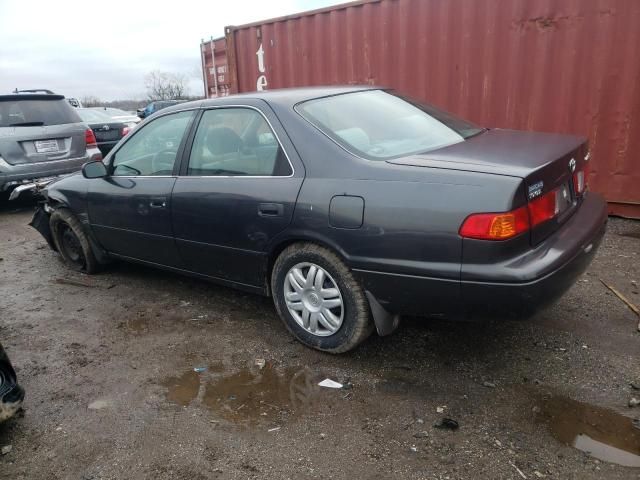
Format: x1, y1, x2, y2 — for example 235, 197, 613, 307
460, 187, 565, 240
85, 128, 97, 147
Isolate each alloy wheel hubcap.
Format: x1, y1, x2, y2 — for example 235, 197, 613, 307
284, 262, 344, 337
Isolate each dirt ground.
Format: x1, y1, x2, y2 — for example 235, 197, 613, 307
1, 200, 639, 480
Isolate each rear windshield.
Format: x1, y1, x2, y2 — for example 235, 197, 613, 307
0, 99, 82, 127
296, 90, 484, 160
77, 109, 113, 122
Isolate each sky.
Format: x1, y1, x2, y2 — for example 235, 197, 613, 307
0, 0, 340, 101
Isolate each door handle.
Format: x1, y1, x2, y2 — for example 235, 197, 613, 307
258, 203, 284, 217
149, 197, 167, 209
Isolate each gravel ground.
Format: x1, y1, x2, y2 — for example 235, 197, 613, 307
0, 201, 639, 479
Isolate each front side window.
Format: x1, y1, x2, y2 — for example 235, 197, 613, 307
186, 108, 291, 176
111, 110, 193, 176
296, 90, 484, 161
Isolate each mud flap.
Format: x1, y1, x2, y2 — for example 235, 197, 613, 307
29, 206, 56, 250
365, 291, 401, 336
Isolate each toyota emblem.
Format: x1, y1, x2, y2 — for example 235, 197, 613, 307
568, 158, 576, 173
101, 125, 110, 131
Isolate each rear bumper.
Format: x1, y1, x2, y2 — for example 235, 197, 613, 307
0, 148, 100, 191
96, 141, 118, 155
355, 193, 607, 319
460, 192, 607, 318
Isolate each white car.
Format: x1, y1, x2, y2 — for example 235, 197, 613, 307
90, 107, 140, 129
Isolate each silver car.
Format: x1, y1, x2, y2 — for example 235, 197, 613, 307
0, 92, 102, 199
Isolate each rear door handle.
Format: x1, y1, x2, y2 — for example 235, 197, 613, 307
258, 203, 284, 217
149, 197, 167, 209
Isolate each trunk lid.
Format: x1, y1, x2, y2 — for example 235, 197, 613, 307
88, 122, 125, 143
387, 129, 589, 243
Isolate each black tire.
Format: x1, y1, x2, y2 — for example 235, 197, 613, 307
49, 209, 99, 274
271, 243, 373, 353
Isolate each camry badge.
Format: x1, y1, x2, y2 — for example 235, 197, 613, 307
568, 158, 576, 173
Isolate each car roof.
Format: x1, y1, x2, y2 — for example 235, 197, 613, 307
161, 86, 378, 114
0, 94, 65, 101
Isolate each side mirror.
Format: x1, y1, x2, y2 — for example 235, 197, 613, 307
82, 160, 108, 179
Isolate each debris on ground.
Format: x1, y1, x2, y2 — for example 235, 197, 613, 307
533, 471, 546, 478
413, 431, 429, 438
52, 277, 96, 288
482, 381, 497, 388
509, 461, 527, 479
318, 379, 343, 389
254, 359, 266, 370
631, 381, 640, 390
319, 433, 326, 439
88, 399, 111, 410
193, 366, 207, 373
629, 397, 640, 408
409, 445, 418, 453
633, 419, 640, 430
433, 418, 459, 430
600, 279, 640, 331
436, 405, 446, 413
1, 445, 12, 455
267, 427, 280, 432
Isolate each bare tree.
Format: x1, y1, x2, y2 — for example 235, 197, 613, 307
144, 71, 189, 100
80, 95, 102, 107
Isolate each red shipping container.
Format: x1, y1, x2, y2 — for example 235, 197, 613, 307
214, 0, 640, 218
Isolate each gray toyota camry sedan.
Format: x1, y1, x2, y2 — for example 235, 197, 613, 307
29, 87, 607, 353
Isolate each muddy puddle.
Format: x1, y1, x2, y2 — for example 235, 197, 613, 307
162, 364, 336, 425
536, 394, 640, 467
124, 311, 193, 333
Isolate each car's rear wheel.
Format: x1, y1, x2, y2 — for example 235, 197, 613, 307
49, 209, 99, 274
271, 243, 373, 353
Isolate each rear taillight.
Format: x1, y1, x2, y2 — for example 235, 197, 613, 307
459, 206, 529, 240
85, 128, 97, 147
573, 162, 589, 196
528, 189, 559, 226
122, 126, 131, 137
460, 187, 565, 240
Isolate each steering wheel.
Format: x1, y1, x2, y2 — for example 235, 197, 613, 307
151, 149, 176, 175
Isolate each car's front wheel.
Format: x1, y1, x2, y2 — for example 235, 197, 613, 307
49, 209, 99, 274
271, 243, 373, 353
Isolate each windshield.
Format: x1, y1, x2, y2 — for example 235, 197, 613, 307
296, 90, 484, 160
0, 99, 81, 127
77, 109, 113, 123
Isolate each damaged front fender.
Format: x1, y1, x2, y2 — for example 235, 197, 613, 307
29, 205, 56, 251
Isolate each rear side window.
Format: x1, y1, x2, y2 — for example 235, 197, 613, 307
0, 99, 81, 127
186, 107, 292, 177
296, 90, 483, 160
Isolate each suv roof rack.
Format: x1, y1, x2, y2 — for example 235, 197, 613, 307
13, 88, 56, 95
